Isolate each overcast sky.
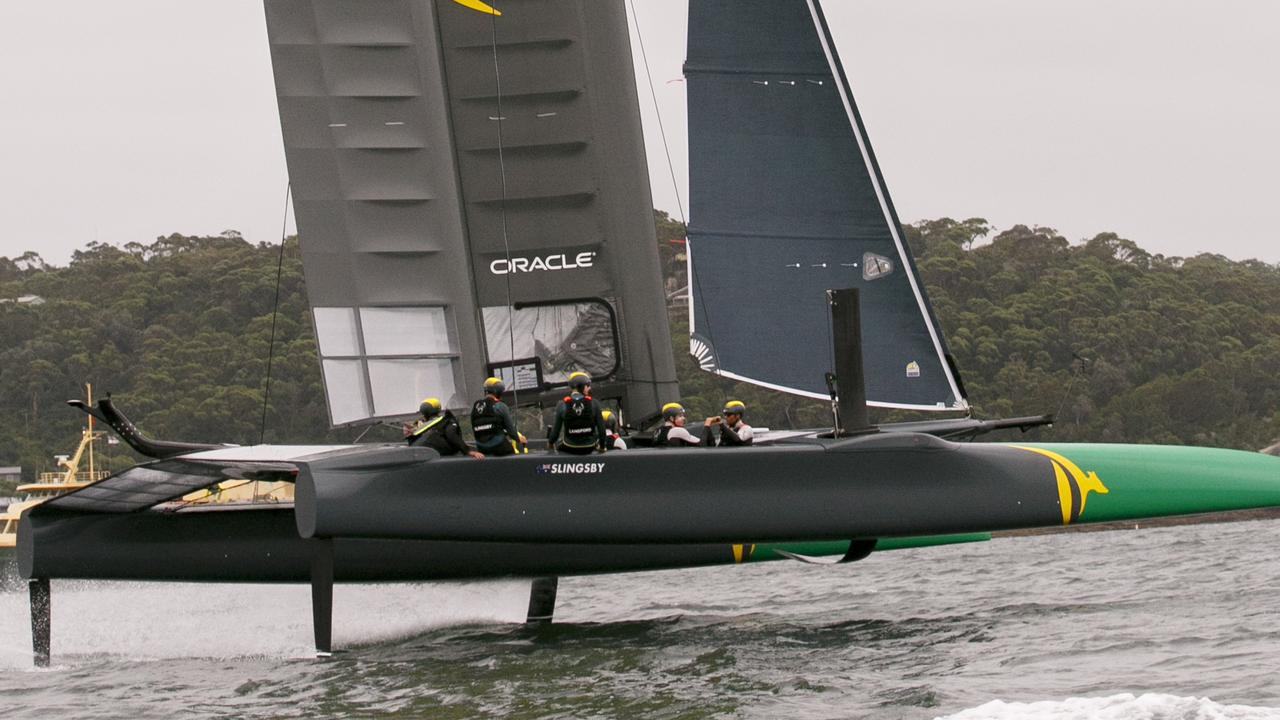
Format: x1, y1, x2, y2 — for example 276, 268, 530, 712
1, 1, 1277, 266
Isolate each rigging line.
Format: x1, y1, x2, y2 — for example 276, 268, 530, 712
259, 182, 291, 446
489, 12, 520, 411
626, 0, 686, 226
1054, 352, 1087, 421
627, 0, 718, 370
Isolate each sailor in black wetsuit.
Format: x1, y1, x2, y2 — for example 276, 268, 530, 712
470, 377, 526, 457
548, 372, 607, 455
703, 400, 754, 447
407, 397, 485, 459
653, 402, 701, 447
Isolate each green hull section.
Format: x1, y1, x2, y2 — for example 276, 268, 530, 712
749, 443, 1280, 564
1009, 443, 1280, 526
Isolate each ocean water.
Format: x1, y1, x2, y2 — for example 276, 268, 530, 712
2, 520, 1278, 719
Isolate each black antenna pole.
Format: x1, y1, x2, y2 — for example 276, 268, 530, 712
827, 288, 872, 436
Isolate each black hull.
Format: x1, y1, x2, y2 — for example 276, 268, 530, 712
19, 507, 747, 583
297, 434, 1057, 543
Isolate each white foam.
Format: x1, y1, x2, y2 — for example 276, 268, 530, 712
937, 693, 1280, 720
0, 578, 529, 668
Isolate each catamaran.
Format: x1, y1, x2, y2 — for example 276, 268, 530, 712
17, 0, 1280, 666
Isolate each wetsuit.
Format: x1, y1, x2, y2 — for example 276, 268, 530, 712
406, 410, 473, 456
471, 395, 521, 456
704, 420, 754, 447
549, 392, 607, 455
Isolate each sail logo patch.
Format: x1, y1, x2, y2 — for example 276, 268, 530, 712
490, 252, 597, 275
862, 252, 894, 280
906, 361, 921, 378
536, 462, 605, 475
1013, 446, 1109, 525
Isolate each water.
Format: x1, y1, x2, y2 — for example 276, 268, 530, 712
2, 520, 1278, 719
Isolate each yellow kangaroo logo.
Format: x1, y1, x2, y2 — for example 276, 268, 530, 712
1013, 446, 1109, 525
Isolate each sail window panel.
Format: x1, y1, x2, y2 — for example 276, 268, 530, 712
319, 45, 421, 97
482, 302, 618, 386
336, 148, 434, 201
268, 45, 328, 97
311, 0, 416, 46
359, 307, 454, 355
367, 358, 459, 417
321, 359, 373, 425
314, 307, 361, 357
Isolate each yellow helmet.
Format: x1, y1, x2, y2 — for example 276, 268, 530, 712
722, 400, 746, 417
568, 371, 591, 391
661, 402, 686, 420
419, 397, 442, 418
483, 377, 505, 395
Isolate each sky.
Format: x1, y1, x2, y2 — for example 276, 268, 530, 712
0, 0, 1277, 266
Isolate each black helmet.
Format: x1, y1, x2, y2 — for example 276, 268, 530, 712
722, 400, 746, 417
661, 402, 686, 420
483, 377, 505, 396
568, 371, 591, 392
419, 397, 442, 419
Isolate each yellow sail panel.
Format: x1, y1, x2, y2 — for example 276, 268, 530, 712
451, 0, 501, 15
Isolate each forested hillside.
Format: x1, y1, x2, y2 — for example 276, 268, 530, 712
1, 218, 1277, 486
0, 233, 341, 486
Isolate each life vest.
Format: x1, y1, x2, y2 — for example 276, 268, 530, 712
560, 394, 598, 449
408, 414, 454, 454
654, 424, 691, 447
470, 396, 505, 448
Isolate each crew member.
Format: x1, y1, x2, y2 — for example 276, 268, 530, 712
548, 371, 607, 455
654, 402, 701, 447
602, 409, 627, 450
470, 377, 526, 457
407, 397, 485, 459
703, 399, 754, 447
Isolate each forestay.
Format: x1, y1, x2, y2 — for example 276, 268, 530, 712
684, 0, 966, 411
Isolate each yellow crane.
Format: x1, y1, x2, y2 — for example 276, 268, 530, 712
0, 384, 109, 548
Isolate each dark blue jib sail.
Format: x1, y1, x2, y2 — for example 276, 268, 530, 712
685, 0, 966, 411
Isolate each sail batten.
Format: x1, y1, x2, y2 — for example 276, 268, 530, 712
685, 0, 967, 411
